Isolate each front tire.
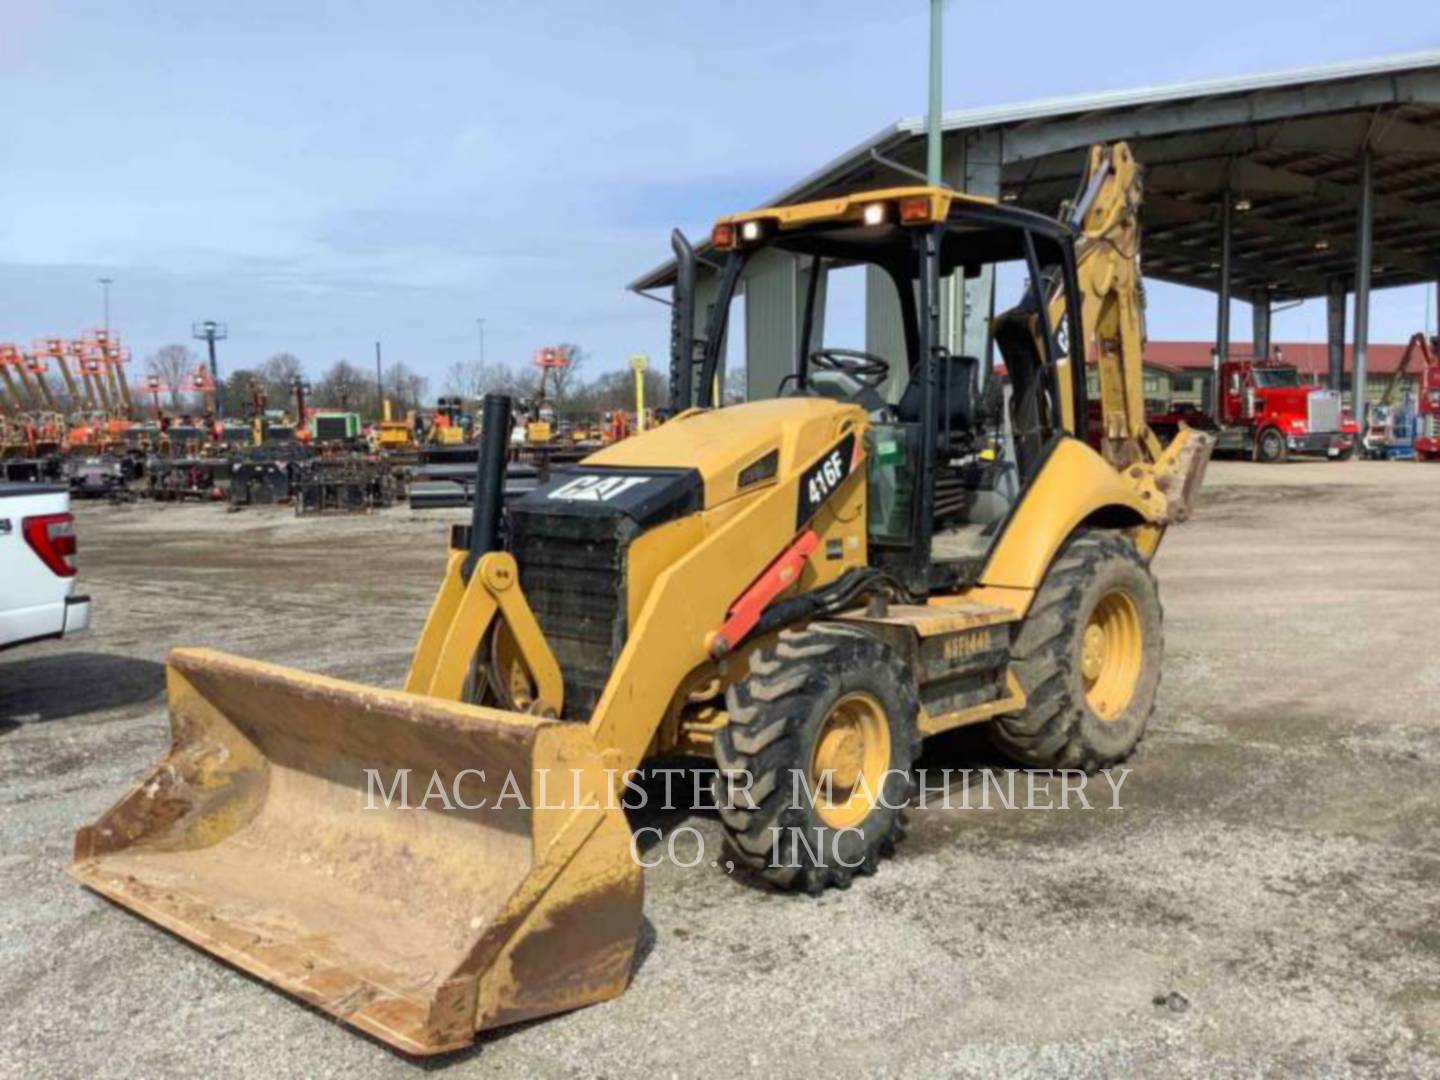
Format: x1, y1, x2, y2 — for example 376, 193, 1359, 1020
716, 624, 920, 893
990, 531, 1163, 771
1256, 427, 1287, 463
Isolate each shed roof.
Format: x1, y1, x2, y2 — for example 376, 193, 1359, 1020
631, 51, 1440, 301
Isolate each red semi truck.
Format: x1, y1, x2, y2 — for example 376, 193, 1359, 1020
1150, 355, 1357, 463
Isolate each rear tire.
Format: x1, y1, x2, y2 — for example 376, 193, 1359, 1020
716, 624, 920, 893
990, 531, 1163, 771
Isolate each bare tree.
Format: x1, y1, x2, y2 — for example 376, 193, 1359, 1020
561, 366, 670, 417
442, 360, 478, 398
259, 352, 305, 404
549, 343, 586, 405
449, 354, 691, 416
447, 360, 539, 403
314, 359, 374, 412
146, 344, 198, 409
382, 362, 429, 413
723, 364, 747, 405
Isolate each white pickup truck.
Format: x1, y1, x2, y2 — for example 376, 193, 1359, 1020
0, 482, 92, 651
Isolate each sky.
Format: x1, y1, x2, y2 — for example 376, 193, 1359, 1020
1, 0, 1436, 393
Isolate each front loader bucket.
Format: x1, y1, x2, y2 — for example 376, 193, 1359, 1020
70, 648, 643, 1056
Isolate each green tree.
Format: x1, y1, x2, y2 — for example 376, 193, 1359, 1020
219, 368, 265, 417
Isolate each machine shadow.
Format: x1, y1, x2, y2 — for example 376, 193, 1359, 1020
914, 722, 1017, 772
0, 651, 165, 732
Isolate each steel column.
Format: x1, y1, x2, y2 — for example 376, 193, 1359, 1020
1251, 291, 1271, 363
952, 130, 1000, 363
694, 271, 727, 399
743, 251, 796, 400
1214, 194, 1233, 415
1352, 147, 1374, 423
1326, 279, 1347, 391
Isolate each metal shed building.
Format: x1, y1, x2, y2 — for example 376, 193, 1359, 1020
630, 51, 1440, 416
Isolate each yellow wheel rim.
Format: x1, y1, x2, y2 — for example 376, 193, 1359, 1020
1081, 589, 1143, 720
808, 691, 890, 829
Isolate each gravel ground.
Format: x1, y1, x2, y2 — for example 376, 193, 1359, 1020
3, 459, 1439, 1078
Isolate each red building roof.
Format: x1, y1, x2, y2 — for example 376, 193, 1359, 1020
1145, 340, 1413, 376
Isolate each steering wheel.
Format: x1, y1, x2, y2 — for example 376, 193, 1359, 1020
809, 348, 891, 388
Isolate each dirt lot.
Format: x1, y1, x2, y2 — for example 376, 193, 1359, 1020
4, 459, 1439, 1077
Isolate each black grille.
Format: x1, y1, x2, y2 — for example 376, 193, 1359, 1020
314, 416, 350, 442
509, 510, 636, 720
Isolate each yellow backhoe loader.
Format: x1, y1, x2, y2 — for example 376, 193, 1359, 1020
72, 142, 1212, 1054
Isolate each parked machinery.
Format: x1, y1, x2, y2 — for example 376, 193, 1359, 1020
424, 396, 468, 446
1206, 350, 1356, 462
1358, 333, 1440, 461
189, 364, 218, 419
375, 398, 420, 455
1400, 333, 1438, 462
146, 457, 227, 501
524, 346, 573, 444
309, 410, 363, 446
293, 454, 397, 515
0, 345, 38, 412
66, 455, 131, 500
228, 452, 298, 507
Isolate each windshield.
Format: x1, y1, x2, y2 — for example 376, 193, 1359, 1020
1253, 367, 1301, 388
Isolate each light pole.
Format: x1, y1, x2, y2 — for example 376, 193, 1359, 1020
476, 318, 486, 366
927, 0, 944, 185
191, 320, 229, 418
98, 277, 114, 332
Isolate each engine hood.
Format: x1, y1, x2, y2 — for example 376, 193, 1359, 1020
579, 397, 865, 509
1256, 387, 1311, 412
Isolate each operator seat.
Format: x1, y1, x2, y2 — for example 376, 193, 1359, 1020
894, 354, 983, 431
895, 354, 1013, 551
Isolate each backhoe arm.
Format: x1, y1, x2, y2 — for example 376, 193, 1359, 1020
1026, 142, 1214, 537
1048, 142, 1163, 466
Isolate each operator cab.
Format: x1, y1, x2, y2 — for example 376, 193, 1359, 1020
673, 190, 1086, 595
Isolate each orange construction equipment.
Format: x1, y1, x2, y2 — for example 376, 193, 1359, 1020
22, 352, 61, 412
190, 364, 218, 417
63, 340, 96, 411
0, 346, 31, 413
92, 330, 135, 416
78, 340, 114, 413
1, 344, 41, 411
37, 338, 85, 411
